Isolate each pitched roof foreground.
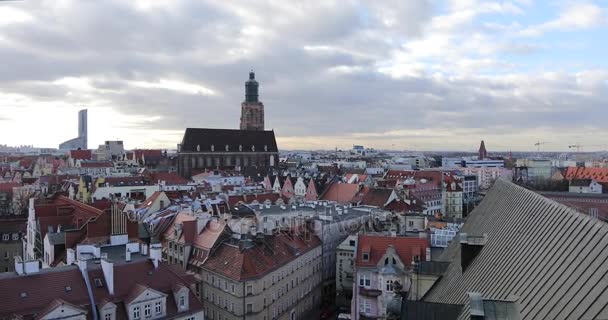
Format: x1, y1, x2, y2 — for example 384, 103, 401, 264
423, 179, 608, 320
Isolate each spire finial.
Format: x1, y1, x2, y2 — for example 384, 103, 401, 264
249, 69, 255, 80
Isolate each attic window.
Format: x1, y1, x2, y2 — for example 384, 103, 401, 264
94, 278, 104, 288
362, 253, 369, 261
20, 292, 27, 299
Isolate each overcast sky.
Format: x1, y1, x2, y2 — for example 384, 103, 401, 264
0, 0, 607, 152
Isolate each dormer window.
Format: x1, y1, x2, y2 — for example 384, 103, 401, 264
362, 253, 369, 261
179, 295, 186, 308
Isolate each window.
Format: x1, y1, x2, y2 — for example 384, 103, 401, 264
144, 304, 151, 317
155, 301, 162, 315
133, 306, 140, 320
408, 221, 414, 227
247, 303, 253, 313
362, 253, 369, 261
104, 313, 112, 320
386, 280, 394, 291
359, 300, 371, 313
230, 302, 235, 312
231, 284, 235, 293
2, 234, 8, 241
12, 233, 18, 241
359, 274, 370, 288
179, 295, 185, 308
246, 285, 253, 295
349, 240, 356, 246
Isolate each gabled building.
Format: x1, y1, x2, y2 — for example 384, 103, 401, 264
351, 234, 429, 320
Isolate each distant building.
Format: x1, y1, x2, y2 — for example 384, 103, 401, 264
240, 71, 265, 131
177, 71, 279, 178
94, 140, 125, 160
569, 179, 603, 194
515, 158, 552, 181
59, 109, 87, 150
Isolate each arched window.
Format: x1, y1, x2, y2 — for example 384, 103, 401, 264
239, 145, 243, 151
252, 145, 255, 152
384, 258, 389, 265
196, 145, 200, 152
225, 145, 230, 151
392, 258, 396, 265
211, 145, 215, 152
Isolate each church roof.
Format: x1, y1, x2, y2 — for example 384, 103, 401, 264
424, 179, 608, 319
180, 128, 278, 153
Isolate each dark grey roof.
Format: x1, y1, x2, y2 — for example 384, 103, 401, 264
424, 179, 608, 320
415, 261, 450, 275
402, 301, 463, 320
570, 178, 593, 186
180, 128, 278, 153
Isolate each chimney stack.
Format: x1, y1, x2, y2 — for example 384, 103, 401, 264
150, 243, 162, 268
460, 233, 487, 272
101, 259, 115, 295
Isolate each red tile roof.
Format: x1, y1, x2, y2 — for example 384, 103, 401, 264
360, 188, 394, 207
0, 182, 21, 194
152, 172, 189, 185
203, 233, 321, 281
319, 183, 360, 204
69, 149, 92, 160
355, 234, 429, 267
564, 167, 608, 183
0, 260, 203, 318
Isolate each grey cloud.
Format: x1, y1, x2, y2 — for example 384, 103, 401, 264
0, 0, 606, 149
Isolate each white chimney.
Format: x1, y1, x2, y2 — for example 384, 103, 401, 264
67, 248, 75, 265
150, 243, 162, 268
101, 259, 114, 295
14, 256, 24, 275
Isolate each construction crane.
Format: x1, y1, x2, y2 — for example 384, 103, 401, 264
568, 144, 605, 152
534, 141, 549, 152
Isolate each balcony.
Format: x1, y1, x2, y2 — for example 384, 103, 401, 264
359, 287, 382, 297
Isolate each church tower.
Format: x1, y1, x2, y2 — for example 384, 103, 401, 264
240, 70, 265, 131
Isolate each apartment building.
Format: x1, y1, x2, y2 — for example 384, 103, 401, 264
200, 232, 323, 320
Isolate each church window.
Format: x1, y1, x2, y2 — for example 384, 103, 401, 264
252, 145, 255, 152
211, 145, 215, 152
225, 145, 229, 151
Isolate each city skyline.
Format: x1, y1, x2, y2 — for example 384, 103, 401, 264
1, 1, 607, 151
